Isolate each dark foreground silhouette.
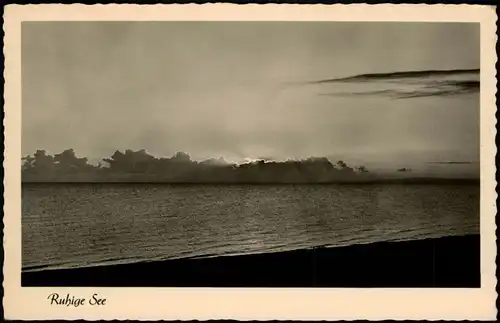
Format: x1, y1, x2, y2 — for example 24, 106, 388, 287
23, 234, 480, 287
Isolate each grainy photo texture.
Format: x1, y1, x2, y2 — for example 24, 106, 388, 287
21, 20, 482, 288
3, 4, 497, 321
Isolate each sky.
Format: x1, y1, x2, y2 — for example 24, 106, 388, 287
22, 22, 480, 173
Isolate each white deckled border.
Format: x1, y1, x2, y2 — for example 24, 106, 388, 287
3, 4, 498, 321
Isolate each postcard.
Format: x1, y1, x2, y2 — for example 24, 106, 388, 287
3, 4, 497, 320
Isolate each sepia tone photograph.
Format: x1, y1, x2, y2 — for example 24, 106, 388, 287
20, 20, 482, 288
3, 4, 497, 321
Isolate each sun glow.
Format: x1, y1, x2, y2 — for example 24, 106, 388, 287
243, 157, 261, 164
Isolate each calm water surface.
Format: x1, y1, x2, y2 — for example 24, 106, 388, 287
22, 184, 479, 271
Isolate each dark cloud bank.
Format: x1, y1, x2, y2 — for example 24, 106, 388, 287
22, 148, 478, 184
308, 68, 480, 100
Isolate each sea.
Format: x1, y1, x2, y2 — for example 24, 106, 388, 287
22, 183, 480, 272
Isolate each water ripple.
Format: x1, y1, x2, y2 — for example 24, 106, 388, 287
22, 184, 480, 271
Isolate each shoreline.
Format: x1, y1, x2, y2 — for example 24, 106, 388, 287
21, 178, 479, 185
22, 234, 480, 287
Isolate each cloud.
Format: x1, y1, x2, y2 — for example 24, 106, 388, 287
301, 68, 480, 100
427, 161, 476, 165
306, 68, 479, 84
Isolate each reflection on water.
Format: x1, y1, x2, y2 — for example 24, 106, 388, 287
22, 184, 479, 271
